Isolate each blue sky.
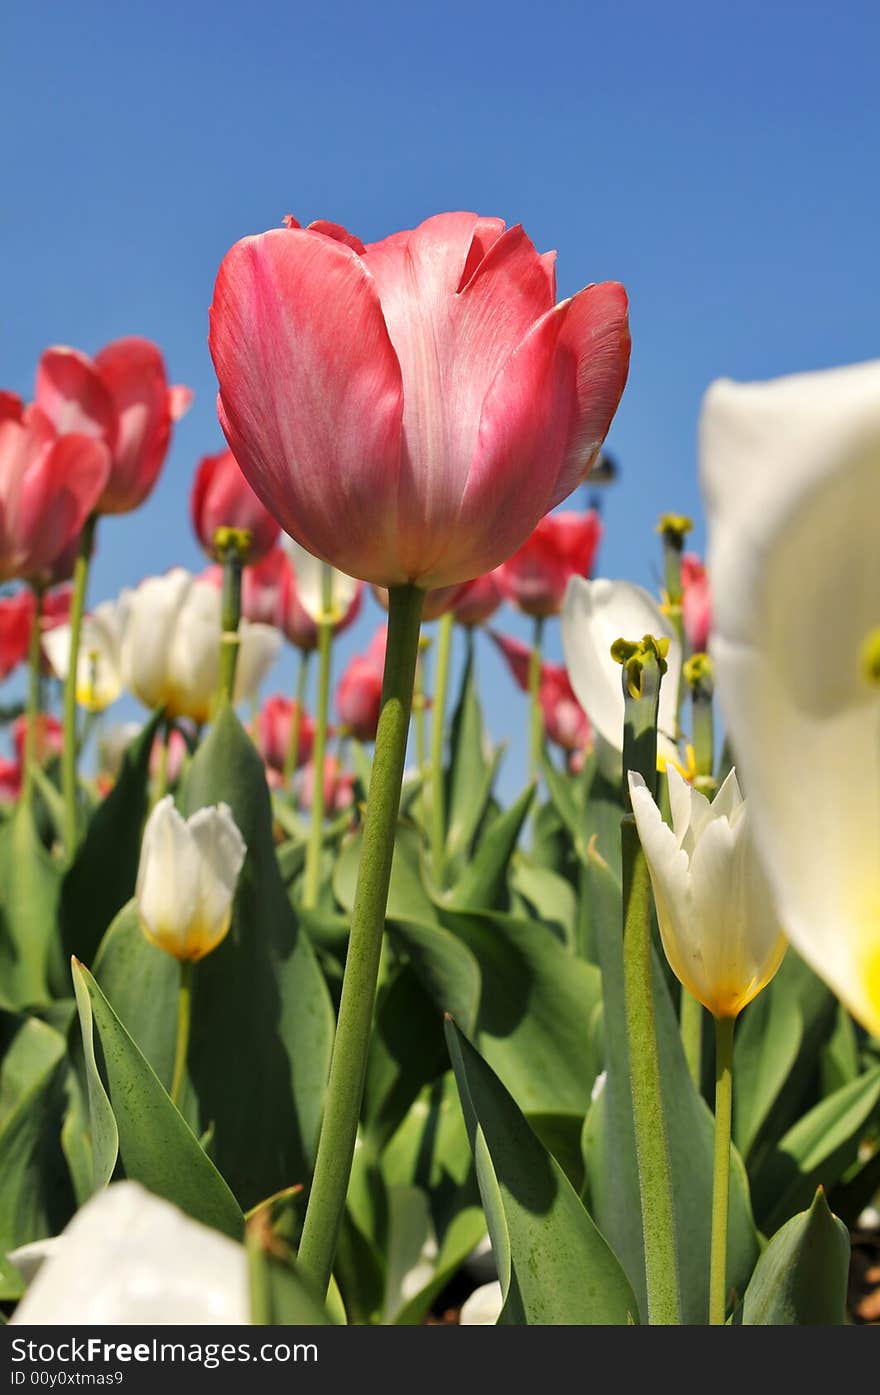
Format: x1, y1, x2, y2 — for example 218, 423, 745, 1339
3, 0, 878, 794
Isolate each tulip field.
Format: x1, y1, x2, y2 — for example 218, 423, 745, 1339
1, 211, 879, 1333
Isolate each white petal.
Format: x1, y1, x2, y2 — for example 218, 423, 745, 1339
283, 536, 359, 624
10, 1182, 247, 1325
459, 1280, 504, 1326
234, 621, 282, 704
188, 803, 246, 957
136, 796, 202, 958
121, 569, 190, 712
165, 580, 221, 723
41, 624, 73, 682
562, 577, 680, 756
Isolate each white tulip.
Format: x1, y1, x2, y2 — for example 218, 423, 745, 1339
561, 576, 681, 763
135, 796, 246, 962
629, 766, 786, 1019
459, 1280, 503, 1325
282, 535, 360, 625
120, 568, 281, 723
42, 595, 131, 712
700, 361, 880, 1035
9, 1182, 247, 1324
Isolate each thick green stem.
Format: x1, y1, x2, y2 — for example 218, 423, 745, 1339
302, 567, 334, 910
23, 582, 45, 805
298, 584, 424, 1294
283, 649, 311, 786
709, 1014, 735, 1325
680, 989, 704, 1088
622, 815, 682, 1324
170, 960, 194, 1109
430, 611, 453, 886
528, 615, 545, 780
61, 515, 96, 858
217, 546, 244, 706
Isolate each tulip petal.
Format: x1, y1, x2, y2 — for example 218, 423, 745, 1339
281, 537, 360, 625
11, 434, 110, 580
136, 797, 203, 959
35, 347, 117, 444
94, 338, 176, 514
210, 227, 406, 584
188, 803, 246, 959
234, 621, 282, 705
120, 569, 192, 713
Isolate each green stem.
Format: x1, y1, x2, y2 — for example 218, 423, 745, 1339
709, 1014, 735, 1325
528, 615, 545, 780
23, 582, 44, 805
170, 960, 194, 1109
430, 612, 453, 886
283, 649, 311, 786
298, 584, 424, 1294
61, 515, 97, 858
622, 815, 682, 1324
217, 547, 244, 706
680, 989, 704, 1089
302, 567, 334, 909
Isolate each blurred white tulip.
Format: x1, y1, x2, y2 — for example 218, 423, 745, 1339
282, 536, 360, 625
43, 595, 131, 712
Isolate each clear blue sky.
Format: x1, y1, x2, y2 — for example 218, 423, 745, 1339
3, 0, 878, 795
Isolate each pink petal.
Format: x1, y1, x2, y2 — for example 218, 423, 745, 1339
362, 213, 555, 579
94, 338, 175, 514
35, 347, 117, 445
168, 385, 194, 421
210, 227, 407, 584
14, 435, 110, 579
489, 630, 534, 692
0, 391, 24, 425
306, 219, 366, 253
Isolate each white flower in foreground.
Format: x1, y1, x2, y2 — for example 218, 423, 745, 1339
629, 766, 786, 1019
282, 535, 360, 625
561, 576, 681, 763
459, 1280, 503, 1325
136, 796, 246, 962
120, 568, 280, 723
700, 361, 880, 1035
42, 595, 131, 712
9, 1182, 247, 1325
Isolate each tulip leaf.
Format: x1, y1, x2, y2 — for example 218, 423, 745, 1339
445, 1018, 638, 1324
248, 1237, 333, 1325
91, 900, 179, 1094
0, 802, 64, 1009
741, 1188, 850, 1325
750, 1063, 880, 1234
71, 961, 119, 1192
445, 783, 535, 911
59, 709, 164, 968
182, 706, 335, 1209
581, 846, 759, 1323
71, 959, 243, 1239
444, 646, 502, 866
393, 1202, 488, 1325
0, 1011, 66, 1127
0, 1055, 75, 1300
362, 965, 448, 1151
509, 857, 577, 948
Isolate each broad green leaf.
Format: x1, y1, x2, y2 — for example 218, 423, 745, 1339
751, 1064, 880, 1234
0, 803, 63, 1008
445, 784, 535, 911
0, 1012, 66, 1127
248, 1238, 333, 1325
445, 646, 502, 865
509, 857, 576, 948
446, 1019, 638, 1325
363, 966, 447, 1151
742, 1189, 850, 1325
820, 1004, 861, 1096
581, 847, 759, 1324
71, 961, 119, 1191
91, 901, 179, 1094
0, 1057, 75, 1300
71, 959, 242, 1239
182, 707, 335, 1208
59, 709, 163, 969
393, 1203, 487, 1325
733, 963, 803, 1160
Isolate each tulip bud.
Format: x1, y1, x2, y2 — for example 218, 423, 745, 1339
681, 553, 712, 653
257, 694, 316, 772
629, 766, 786, 1019
135, 797, 246, 962
191, 450, 280, 565
499, 510, 602, 618
451, 570, 505, 627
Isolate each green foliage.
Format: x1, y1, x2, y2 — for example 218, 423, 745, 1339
741, 1189, 850, 1325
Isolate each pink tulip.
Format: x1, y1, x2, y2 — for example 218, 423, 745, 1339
209, 211, 629, 589
257, 694, 316, 772
13, 712, 64, 767
0, 590, 35, 681
190, 448, 280, 563
452, 569, 505, 627
298, 756, 356, 815
241, 546, 287, 625
336, 633, 386, 742
35, 339, 192, 515
498, 510, 602, 617
0, 400, 110, 582
681, 553, 712, 653
371, 581, 465, 622
491, 630, 590, 758
149, 726, 190, 786
0, 758, 21, 803
279, 552, 362, 652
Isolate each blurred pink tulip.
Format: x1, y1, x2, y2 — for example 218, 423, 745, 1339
149, 726, 189, 786
452, 569, 505, 627
279, 553, 361, 652
257, 694, 316, 772
371, 581, 465, 622
190, 448, 280, 563
681, 553, 712, 652
0, 398, 110, 582
498, 510, 602, 617
491, 629, 591, 760
0, 758, 21, 802
298, 756, 356, 815
210, 211, 629, 589
241, 546, 287, 625
336, 632, 386, 741
35, 338, 191, 515
0, 590, 35, 681
13, 712, 64, 767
